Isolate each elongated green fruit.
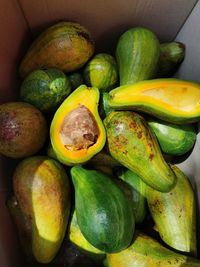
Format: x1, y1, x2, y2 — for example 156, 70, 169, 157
71, 166, 135, 253
147, 117, 197, 156
104, 111, 176, 192
106, 78, 200, 123
104, 232, 200, 267
146, 165, 197, 256
117, 168, 146, 223
157, 42, 185, 78
116, 27, 160, 85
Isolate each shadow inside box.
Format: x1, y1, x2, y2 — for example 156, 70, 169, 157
23, 239, 103, 267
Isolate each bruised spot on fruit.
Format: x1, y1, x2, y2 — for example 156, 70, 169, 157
129, 122, 137, 129
60, 105, 99, 151
149, 153, 154, 160
137, 131, 143, 139
0, 112, 20, 141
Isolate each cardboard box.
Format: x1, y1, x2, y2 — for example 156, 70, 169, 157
0, 0, 200, 266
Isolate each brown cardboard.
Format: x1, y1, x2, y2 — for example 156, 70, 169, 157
0, 0, 199, 266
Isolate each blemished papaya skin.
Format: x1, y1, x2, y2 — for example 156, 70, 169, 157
104, 232, 200, 267
50, 84, 106, 165
13, 156, 71, 263
146, 165, 197, 256
104, 111, 176, 192
105, 78, 200, 123
19, 22, 94, 78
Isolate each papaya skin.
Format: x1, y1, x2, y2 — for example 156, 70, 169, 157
19, 22, 95, 78
146, 165, 197, 256
13, 156, 71, 263
104, 111, 176, 192
106, 78, 200, 124
105, 232, 200, 267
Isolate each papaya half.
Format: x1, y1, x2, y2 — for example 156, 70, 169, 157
50, 84, 106, 165
105, 78, 200, 123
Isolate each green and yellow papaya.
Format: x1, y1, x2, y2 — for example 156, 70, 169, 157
104, 111, 176, 192
104, 232, 200, 267
115, 27, 160, 85
105, 78, 200, 123
146, 165, 197, 255
19, 22, 94, 77
13, 156, 71, 263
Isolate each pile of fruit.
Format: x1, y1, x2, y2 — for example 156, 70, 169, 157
0, 21, 200, 267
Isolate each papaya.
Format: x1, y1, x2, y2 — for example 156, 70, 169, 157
146, 165, 197, 255
104, 232, 200, 267
83, 53, 118, 92
157, 41, 185, 78
13, 156, 71, 263
70, 166, 135, 253
0, 102, 47, 158
104, 111, 176, 192
147, 117, 197, 156
69, 210, 105, 261
105, 78, 200, 123
87, 151, 121, 167
19, 22, 95, 77
116, 168, 146, 223
50, 84, 106, 165
115, 27, 160, 85
68, 72, 84, 90
20, 68, 71, 113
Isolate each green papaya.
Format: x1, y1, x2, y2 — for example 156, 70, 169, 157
146, 165, 197, 255
20, 68, 71, 113
115, 27, 160, 85
147, 117, 197, 156
13, 156, 71, 263
70, 166, 135, 253
104, 232, 200, 267
116, 168, 146, 223
104, 111, 176, 192
68, 72, 84, 90
157, 41, 185, 78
